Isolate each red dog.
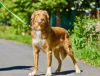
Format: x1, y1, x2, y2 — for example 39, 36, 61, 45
29, 10, 80, 76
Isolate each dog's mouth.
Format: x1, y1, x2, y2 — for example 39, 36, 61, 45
39, 18, 46, 24
40, 20, 44, 23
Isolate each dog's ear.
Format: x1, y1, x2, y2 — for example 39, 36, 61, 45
44, 11, 49, 23
31, 11, 36, 26
31, 11, 36, 21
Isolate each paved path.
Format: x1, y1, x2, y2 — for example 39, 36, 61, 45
0, 39, 100, 76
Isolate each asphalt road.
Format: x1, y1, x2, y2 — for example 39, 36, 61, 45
0, 39, 100, 76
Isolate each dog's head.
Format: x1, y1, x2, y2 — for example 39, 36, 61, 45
31, 10, 49, 29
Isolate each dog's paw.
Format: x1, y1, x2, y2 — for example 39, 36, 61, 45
56, 69, 60, 72
56, 70, 60, 73
28, 72, 36, 76
76, 70, 81, 73
46, 67, 52, 76
45, 73, 52, 76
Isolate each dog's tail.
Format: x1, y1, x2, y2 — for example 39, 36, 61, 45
60, 48, 67, 60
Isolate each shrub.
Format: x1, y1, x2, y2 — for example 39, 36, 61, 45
71, 15, 98, 49
71, 15, 100, 66
0, 0, 33, 34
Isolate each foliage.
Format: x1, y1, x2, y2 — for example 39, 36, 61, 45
0, 26, 32, 45
72, 42, 100, 67
71, 15, 100, 67
0, 0, 69, 34
9, 0, 34, 34
79, 0, 100, 9
0, 0, 34, 34
32, 0, 68, 13
0, 0, 13, 25
71, 15, 98, 49
0, 0, 100, 34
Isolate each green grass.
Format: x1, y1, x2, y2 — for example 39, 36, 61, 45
0, 25, 100, 67
72, 43, 100, 67
0, 26, 32, 45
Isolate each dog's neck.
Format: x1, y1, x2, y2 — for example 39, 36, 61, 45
31, 22, 51, 31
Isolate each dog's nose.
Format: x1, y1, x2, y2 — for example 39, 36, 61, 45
41, 18, 44, 21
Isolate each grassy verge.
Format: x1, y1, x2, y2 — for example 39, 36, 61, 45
0, 26, 32, 45
72, 43, 100, 67
0, 25, 100, 67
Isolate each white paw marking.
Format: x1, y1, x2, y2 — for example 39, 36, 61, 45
76, 70, 81, 73
45, 73, 51, 76
46, 67, 52, 76
28, 72, 36, 76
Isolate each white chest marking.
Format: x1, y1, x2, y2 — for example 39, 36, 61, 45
32, 26, 45, 51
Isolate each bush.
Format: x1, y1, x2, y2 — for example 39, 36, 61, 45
0, 26, 32, 45
71, 15, 100, 66
0, 0, 33, 34
0, 0, 13, 26
71, 15, 98, 49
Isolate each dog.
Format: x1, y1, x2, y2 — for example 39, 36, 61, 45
28, 10, 80, 76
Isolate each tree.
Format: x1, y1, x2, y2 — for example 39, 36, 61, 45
0, 0, 14, 25
12, 0, 69, 27
1, 0, 100, 34
32, 0, 68, 27
79, 0, 100, 9
0, 0, 68, 33
0, 0, 35, 34
80, 0, 100, 18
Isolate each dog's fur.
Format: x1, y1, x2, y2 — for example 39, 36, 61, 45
28, 10, 80, 76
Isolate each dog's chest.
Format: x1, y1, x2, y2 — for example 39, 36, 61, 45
32, 30, 45, 50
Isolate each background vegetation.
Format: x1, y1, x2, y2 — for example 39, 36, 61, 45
71, 15, 100, 66
0, 0, 100, 66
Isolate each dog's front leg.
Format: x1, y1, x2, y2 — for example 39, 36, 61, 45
28, 45, 40, 76
46, 50, 52, 76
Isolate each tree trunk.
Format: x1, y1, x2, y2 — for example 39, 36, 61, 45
56, 11, 61, 27
97, 9, 100, 19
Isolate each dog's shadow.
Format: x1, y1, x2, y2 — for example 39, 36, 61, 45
53, 70, 76, 75
53, 70, 83, 75
35, 70, 83, 76
0, 66, 33, 71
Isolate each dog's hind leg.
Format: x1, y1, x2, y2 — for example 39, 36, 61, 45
54, 49, 62, 72
64, 45, 80, 73
64, 35, 80, 73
